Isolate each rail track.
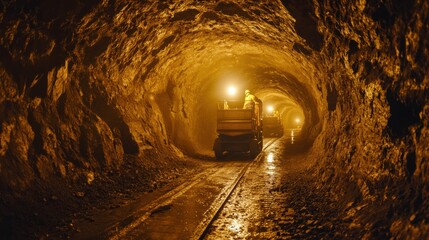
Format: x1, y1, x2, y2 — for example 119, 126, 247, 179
192, 137, 277, 239
105, 138, 279, 240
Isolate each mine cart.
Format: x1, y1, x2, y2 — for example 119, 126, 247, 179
213, 100, 263, 159
263, 116, 284, 137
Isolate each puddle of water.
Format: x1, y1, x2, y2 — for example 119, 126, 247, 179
228, 219, 243, 233
291, 130, 295, 144
264, 152, 278, 182
267, 152, 274, 163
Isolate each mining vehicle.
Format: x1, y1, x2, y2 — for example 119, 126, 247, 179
263, 116, 284, 137
213, 100, 263, 159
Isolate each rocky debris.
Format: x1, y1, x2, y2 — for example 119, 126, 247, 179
0, 154, 200, 239
277, 172, 364, 239
208, 138, 365, 239
0, 0, 428, 238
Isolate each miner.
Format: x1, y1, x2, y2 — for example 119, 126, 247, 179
243, 89, 258, 109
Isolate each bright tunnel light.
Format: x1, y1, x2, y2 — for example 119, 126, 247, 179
227, 86, 237, 96
295, 118, 301, 123
267, 105, 274, 112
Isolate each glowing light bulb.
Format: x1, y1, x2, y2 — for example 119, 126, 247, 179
295, 118, 300, 123
227, 86, 237, 96
267, 105, 274, 112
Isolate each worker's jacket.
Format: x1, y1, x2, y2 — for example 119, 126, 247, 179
244, 94, 257, 109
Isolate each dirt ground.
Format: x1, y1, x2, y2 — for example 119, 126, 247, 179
276, 141, 364, 238
1, 138, 377, 239
206, 137, 368, 239
0, 154, 202, 240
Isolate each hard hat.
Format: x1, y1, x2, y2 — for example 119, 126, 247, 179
245, 89, 250, 94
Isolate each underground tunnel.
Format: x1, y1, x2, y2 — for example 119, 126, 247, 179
0, 0, 428, 239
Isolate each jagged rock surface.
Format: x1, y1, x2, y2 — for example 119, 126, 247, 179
0, 0, 428, 238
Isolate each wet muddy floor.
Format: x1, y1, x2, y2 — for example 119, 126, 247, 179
206, 137, 364, 239
12, 136, 366, 239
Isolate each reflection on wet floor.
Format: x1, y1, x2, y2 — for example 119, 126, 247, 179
265, 152, 276, 177
291, 130, 294, 144
207, 139, 285, 239
221, 206, 250, 239
267, 152, 274, 163
228, 219, 242, 233
205, 134, 361, 239
284, 128, 300, 145
290, 129, 298, 144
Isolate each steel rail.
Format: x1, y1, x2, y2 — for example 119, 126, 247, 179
193, 138, 278, 239
107, 166, 227, 240
107, 138, 278, 240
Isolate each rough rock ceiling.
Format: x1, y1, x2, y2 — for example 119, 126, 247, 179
0, 0, 428, 238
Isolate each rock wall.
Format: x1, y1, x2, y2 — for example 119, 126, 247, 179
0, 0, 174, 193
312, 1, 428, 238
0, 0, 427, 237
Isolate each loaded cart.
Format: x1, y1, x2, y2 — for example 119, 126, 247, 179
213, 100, 263, 159
263, 116, 284, 137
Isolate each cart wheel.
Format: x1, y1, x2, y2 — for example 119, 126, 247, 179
213, 138, 224, 159
249, 139, 259, 158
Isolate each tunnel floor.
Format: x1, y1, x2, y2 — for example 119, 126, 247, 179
7, 137, 367, 239
206, 137, 363, 239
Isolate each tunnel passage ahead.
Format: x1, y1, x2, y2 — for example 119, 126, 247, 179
0, 0, 428, 239
144, 25, 322, 155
